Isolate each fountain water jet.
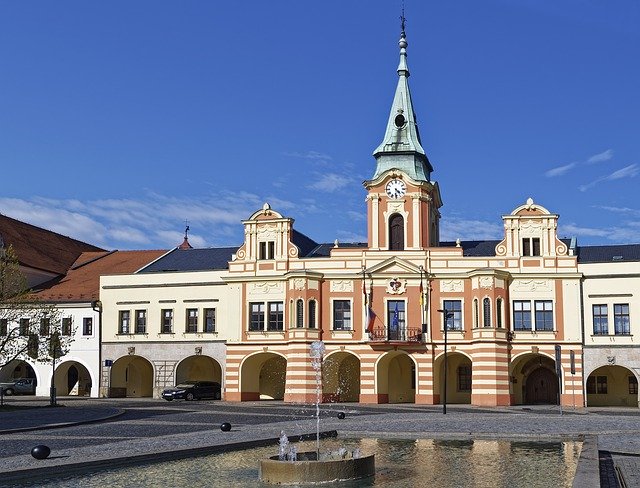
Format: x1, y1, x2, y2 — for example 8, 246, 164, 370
259, 341, 375, 484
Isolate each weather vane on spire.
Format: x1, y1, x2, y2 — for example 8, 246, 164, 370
184, 219, 190, 240
400, 2, 406, 35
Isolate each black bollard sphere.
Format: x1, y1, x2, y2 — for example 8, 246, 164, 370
220, 422, 232, 432
31, 445, 51, 460
337, 412, 346, 419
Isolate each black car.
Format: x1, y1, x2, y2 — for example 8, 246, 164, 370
162, 381, 221, 401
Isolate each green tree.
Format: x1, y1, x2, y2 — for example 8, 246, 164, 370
0, 244, 74, 369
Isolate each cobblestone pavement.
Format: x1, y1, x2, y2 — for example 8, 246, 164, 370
0, 398, 639, 486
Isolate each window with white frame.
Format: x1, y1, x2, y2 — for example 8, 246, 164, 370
161, 309, 174, 333
259, 241, 275, 260
249, 302, 265, 331
135, 310, 147, 334
442, 300, 462, 331
204, 308, 216, 333
333, 300, 351, 330
83, 317, 93, 336
592, 304, 608, 335
387, 300, 406, 339
119, 311, 130, 334
19, 318, 29, 336
186, 308, 198, 333
267, 302, 284, 331
62, 317, 72, 336
614, 303, 630, 335
534, 300, 554, 331
513, 301, 531, 331
522, 237, 541, 256
40, 317, 50, 336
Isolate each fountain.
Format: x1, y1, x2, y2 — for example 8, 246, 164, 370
259, 341, 375, 484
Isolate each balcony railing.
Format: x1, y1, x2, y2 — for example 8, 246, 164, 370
368, 325, 422, 343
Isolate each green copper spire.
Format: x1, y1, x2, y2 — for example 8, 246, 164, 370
371, 20, 433, 181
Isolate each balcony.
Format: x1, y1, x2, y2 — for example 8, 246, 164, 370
368, 325, 423, 343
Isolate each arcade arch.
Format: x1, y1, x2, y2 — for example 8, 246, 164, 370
322, 351, 360, 402
110, 355, 154, 397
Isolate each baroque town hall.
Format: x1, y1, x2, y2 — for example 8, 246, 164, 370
2, 25, 638, 409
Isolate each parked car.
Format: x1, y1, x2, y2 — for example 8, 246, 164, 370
162, 381, 221, 401
0, 378, 37, 396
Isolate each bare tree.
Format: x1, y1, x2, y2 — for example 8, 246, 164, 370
0, 245, 74, 370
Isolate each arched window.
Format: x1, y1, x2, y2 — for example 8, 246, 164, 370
296, 299, 304, 328
483, 298, 491, 327
308, 300, 316, 329
389, 213, 404, 251
496, 298, 503, 328
473, 299, 479, 328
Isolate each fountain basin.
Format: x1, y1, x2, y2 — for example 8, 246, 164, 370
259, 452, 375, 484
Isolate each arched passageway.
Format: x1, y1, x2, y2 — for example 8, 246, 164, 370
376, 351, 415, 403
175, 355, 222, 385
240, 353, 287, 401
587, 365, 638, 407
434, 352, 472, 405
0, 359, 36, 382
322, 352, 360, 402
110, 355, 154, 397
511, 354, 559, 405
54, 361, 92, 396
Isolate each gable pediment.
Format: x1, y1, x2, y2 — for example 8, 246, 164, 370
365, 256, 421, 275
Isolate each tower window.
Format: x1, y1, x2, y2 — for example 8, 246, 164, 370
522, 237, 541, 256
483, 298, 491, 327
389, 214, 404, 251
259, 241, 275, 260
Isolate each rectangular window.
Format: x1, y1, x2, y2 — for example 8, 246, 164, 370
186, 308, 198, 333
457, 365, 472, 392
387, 300, 406, 340
513, 301, 532, 331
496, 298, 503, 328
333, 300, 352, 330
135, 310, 147, 334
204, 308, 216, 333
40, 318, 50, 336
249, 302, 265, 331
259, 241, 275, 260
83, 317, 93, 336
534, 300, 554, 331
119, 311, 130, 334
161, 309, 174, 333
592, 304, 608, 335
522, 237, 541, 256
61, 317, 72, 336
19, 318, 30, 336
268, 302, 284, 331
0, 319, 7, 336
629, 376, 638, 395
613, 303, 630, 335
596, 375, 608, 394
442, 300, 462, 331
296, 300, 304, 328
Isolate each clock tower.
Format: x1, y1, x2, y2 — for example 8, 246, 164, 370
364, 23, 442, 251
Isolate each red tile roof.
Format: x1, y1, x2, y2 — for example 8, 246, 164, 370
34, 249, 168, 303
0, 213, 105, 275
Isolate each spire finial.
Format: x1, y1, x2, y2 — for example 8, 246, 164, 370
400, 3, 406, 36
179, 219, 193, 249
184, 219, 190, 240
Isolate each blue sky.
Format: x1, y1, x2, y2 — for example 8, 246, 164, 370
1, 1, 639, 250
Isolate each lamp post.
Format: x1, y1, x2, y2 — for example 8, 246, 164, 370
437, 308, 453, 414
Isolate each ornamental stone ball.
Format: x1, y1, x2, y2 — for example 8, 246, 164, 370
220, 422, 232, 432
337, 412, 346, 419
31, 445, 51, 460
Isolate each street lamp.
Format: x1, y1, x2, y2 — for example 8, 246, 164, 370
437, 308, 454, 415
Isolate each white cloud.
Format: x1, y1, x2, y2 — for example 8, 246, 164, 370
587, 149, 614, 164
545, 162, 576, 177
347, 210, 366, 221
283, 150, 333, 162
579, 163, 639, 192
593, 205, 640, 216
308, 173, 353, 192
562, 223, 640, 243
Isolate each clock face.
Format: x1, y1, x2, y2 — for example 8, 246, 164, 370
385, 179, 406, 199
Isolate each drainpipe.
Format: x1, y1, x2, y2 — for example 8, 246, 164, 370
92, 300, 103, 398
